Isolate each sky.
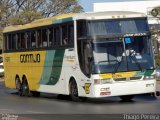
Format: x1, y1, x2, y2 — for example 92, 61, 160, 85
78, 0, 155, 12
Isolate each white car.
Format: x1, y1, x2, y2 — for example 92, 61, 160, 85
0, 62, 4, 74
156, 68, 160, 81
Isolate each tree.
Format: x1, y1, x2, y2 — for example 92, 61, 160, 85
150, 6, 160, 18
150, 6, 160, 67
41, 0, 83, 17
4, 0, 83, 25
0, 0, 83, 45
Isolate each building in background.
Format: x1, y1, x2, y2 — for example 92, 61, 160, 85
93, 0, 160, 24
93, 0, 159, 13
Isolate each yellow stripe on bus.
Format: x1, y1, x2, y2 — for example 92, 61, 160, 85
99, 71, 136, 79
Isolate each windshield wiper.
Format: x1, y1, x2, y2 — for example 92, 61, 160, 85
113, 50, 143, 73
129, 50, 143, 72
113, 56, 124, 73
97, 60, 123, 74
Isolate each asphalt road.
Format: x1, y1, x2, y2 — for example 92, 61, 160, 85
0, 80, 160, 120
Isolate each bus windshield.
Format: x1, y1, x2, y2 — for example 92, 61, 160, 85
77, 18, 154, 74
92, 35, 154, 73
88, 18, 149, 35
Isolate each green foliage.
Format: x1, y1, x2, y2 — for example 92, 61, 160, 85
0, 31, 2, 46
155, 55, 160, 67
12, 10, 44, 24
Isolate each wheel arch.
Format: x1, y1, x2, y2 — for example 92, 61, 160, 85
22, 74, 29, 86
15, 74, 21, 89
15, 74, 20, 79
15, 75, 20, 82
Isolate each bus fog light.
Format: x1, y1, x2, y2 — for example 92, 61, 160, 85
144, 75, 155, 80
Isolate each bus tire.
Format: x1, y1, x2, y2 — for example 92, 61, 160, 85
15, 77, 22, 96
31, 91, 40, 97
120, 95, 134, 101
69, 80, 86, 102
21, 77, 30, 97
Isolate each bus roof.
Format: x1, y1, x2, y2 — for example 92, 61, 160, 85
3, 13, 76, 33
3, 11, 146, 33
73, 11, 146, 20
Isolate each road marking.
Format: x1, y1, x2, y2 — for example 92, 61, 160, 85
26, 111, 46, 114
0, 109, 16, 113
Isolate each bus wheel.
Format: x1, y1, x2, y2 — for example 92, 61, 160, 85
31, 91, 40, 97
69, 80, 86, 102
21, 77, 30, 97
15, 77, 22, 96
120, 95, 134, 101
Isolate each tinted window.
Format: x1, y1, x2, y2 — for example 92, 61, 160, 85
36, 30, 42, 48
68, 24, 74, 45
87, 18, 149, 36
54, 27, 61, 46
26, 32, 31, 49
48, 28, 53, 47
77, 20, 87, 38
42, 29, 48, 47
12, 34, 17, 49
21, 33, 26, 49
31, 31, 36, 48
62, 25, 68, 45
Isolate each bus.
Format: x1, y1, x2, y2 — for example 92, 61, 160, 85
3, 11, 156, 101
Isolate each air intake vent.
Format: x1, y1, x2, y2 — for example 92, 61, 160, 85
130, 76, 142, 80
114, 78, 126, 81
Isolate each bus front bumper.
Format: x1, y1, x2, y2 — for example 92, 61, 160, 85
93, 79, 156, 98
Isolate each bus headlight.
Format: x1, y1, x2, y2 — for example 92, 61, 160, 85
101, 79, 113, 84
94, 79, 113, 84
94, 79, 101, 84
144, 75, 155, 80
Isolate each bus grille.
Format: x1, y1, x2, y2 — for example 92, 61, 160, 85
114, 78, 126, 81
130, 76, 142, 80
114, 76, 142, 81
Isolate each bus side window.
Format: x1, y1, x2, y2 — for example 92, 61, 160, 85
54, 27, 60, 46
8, 34, 12, 50
21, 33, 26, 49
36, 30, 42, 48
3, 35, 7, 51
17, 33, 21, 49
42, 29, 47, 47
31, 31, 36, 48
48, 28, 53, 47
77, 20, 87, 38
26, 32, 31, 49
68, 24, 74, 45
62, 25, 68, 46
12, 34, 17, 50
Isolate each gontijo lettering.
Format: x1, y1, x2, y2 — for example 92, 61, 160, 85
20, 54, 40, 63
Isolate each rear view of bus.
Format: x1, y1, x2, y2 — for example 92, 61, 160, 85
75, 11, 156, 101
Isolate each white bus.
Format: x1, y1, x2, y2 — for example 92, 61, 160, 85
3, 11, 156, 101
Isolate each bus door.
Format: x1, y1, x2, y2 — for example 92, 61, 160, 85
76, 39, 93, 95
